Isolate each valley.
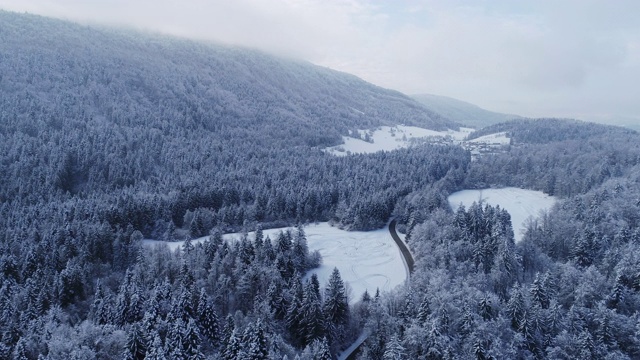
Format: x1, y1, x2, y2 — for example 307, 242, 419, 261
2, 9, 640, 360
323, 124, 513, 160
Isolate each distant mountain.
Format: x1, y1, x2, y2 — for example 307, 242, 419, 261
412, 93, 520, 128
467, 118, 637, 144
592, 115, 640, 132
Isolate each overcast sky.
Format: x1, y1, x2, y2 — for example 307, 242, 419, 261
1, 0, 639, 125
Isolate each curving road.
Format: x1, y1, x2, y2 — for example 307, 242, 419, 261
388, 219, 414, 275
340, 219, 414, 360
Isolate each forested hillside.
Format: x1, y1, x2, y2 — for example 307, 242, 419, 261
360, 119, 640, 359
412, 94, 519, 128
3, 10, 640, 360
0, 10, 469, 229
465, 119, 640, 196
0, 10, 454, 147
0, 11, 466, 359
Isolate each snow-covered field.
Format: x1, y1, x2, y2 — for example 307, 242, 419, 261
144, 222, 407, 304
467, 132, 511, 145
324, 125, 473, 156
448, 188, 557, 242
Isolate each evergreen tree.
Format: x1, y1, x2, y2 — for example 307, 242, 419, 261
460, 304, 474, 336
383, 335, 405, 360
196, 288, 219, 346
123, 324, 147, 360
361, 290, 371, 303
478, 296, 493, 321
472, 337, 488, 360
286, 277, 305, 347
506, 286, 525, 330
255, 225, 264, 247
595, 305, 615, 350
301, 279, 325, 346
276, 231, 292, 254
58, 260, 85, 306
171, 286, 193, 322
240, 320, 269, 360
573, 231, 594, 267
417, 296, 431, 325
222, 329, 241, 360
90, 280, 110, 324
239, 234, 255, 265
165, 318, 186, 360
323, 268, 349, 344
606, 274, 626, 309
183, 318, 205, 360
309, 273, 321, 299
220, 315, 237, 358
292, 226, 309, 270
179, 263, 195, 291
267, 281, 287, 320
145, 331, 167, 360
302, 337, 332, 360
577, 330, 595, 359
11, 338, 27, 360
530, 272, 550, 309
262, 235, 276, 262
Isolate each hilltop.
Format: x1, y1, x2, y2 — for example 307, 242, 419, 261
0, 10, 457, 149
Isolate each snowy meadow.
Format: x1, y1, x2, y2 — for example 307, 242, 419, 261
145, 222, 408, 304
448, 187, 557, 242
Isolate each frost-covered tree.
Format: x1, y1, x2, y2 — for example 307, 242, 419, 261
300, 278, 325, 346
239, 320, 269, 360
123, 324, 147, 360
323, 268, 349, 345
301, 337, 332, 360
196, 288, 220, 346
183, 318, 205, 360
145, 331, 167, 360
383, 335, 405, 360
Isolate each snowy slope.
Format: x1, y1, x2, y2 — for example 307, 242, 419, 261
466, 132, 511, 145
448, 188, 556, 242
144, 222, 407, 304
324, 125, 474, 156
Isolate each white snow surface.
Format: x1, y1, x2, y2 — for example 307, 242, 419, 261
467, 132, 511, 145
448, 188, 557, 243
324, 125, 473, 156
144, 222, 407, 304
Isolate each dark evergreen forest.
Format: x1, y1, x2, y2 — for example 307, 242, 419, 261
2, 11, 640, 360
362, 120, 640, 359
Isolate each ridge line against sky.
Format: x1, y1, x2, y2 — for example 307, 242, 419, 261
1, 0, 639, 126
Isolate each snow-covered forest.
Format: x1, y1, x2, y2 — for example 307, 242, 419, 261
2, 10, 640, 360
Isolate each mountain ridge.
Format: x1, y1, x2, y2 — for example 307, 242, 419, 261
412, 93, 520, 129
0, 10, 459, 147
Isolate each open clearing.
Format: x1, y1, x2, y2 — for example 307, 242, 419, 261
448, 187, 557, 242
144, 222, 407, 304
324, 125, 473, 156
